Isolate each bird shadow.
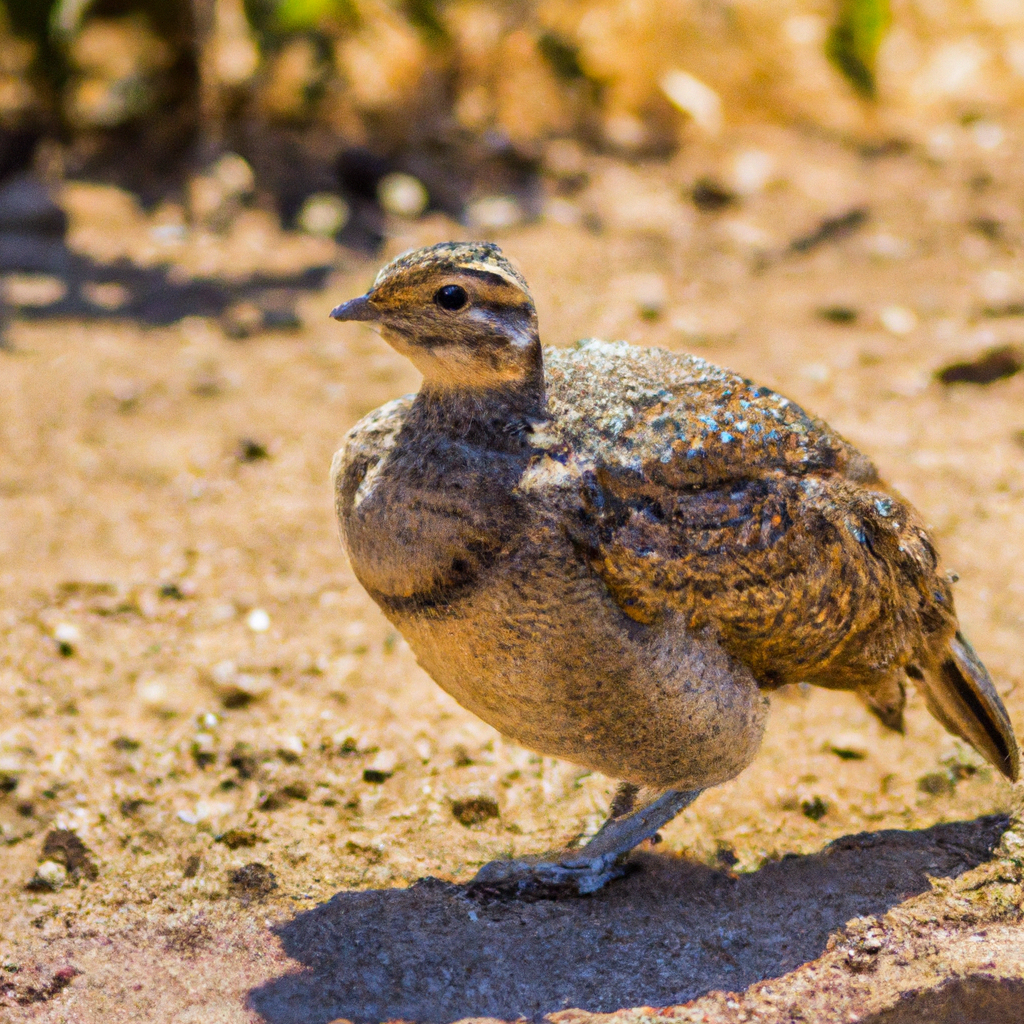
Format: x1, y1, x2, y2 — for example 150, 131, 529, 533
247, 814, 1009, 1024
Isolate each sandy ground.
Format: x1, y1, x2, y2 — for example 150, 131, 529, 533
1, 118, 1024, 1022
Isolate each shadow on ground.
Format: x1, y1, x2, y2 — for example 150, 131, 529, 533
248, 815, 1009, 1024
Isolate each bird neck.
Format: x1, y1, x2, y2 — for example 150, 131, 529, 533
414, 347, 547, 441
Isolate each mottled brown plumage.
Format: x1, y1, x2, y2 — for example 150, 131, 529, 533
329, 241, 1020, 894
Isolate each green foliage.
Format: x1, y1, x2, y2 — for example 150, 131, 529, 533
403, 0, 447, 45
246, 0, 358, 35
826, 0, 890, 100
2, 0, 60, 41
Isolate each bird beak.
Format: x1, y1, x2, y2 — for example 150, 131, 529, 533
330, 294, 378, 322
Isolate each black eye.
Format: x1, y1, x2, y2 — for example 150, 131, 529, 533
434, 284, 468, 311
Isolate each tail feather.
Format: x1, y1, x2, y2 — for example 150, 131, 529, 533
914, 633, 1020, 782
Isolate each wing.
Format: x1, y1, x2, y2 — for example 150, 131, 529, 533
543, 340, 879, 489
542, 342, 955, 690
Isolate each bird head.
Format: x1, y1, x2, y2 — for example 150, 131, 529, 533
330, 241, 541, 392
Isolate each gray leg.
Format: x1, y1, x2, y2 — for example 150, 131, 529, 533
472, 785, 703, 895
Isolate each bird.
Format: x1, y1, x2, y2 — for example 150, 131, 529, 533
329, 240, 1020, 895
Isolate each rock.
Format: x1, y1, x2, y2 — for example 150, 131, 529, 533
936, 345, 1022, 385
829, 733, 869, 760
216, 829, 259, 850
377, 173, 429, 219
26, 860, 67, 891
465, 196, 524, 230
227, 862, 277, 897
237, 438, 269, 463
661, 69, 722, 135
39, 829, 98, 882
451, 796, 500, 826
297, 193, 350, 237
880, 305, 919, 336
363, 750, 398, 783
691, 178, 736, 212
801, 795, 829, 821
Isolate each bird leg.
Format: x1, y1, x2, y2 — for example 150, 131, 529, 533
471, 783, 703, 896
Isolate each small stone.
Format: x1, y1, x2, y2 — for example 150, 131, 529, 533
828, 734, 869, 760
918, 771, 954, 796
691, 178, 735, 212
39, 829, 98, 881
451, 796, 500, 827
466, 196, 523, 230
818, 305, 858, 324
29, 860, 67, 891
228, 862, 277, 897
729, 149, 775, 197
363, 750, 397, 783
377, 173, 428, 218
298, 193, 349, 237
880, 306, 918, 335
4, 274, 67, 308
237, 438, 269, 463
53, 623, 79, 657
216, 829, 258, 849
277, 736, 304, 762
661, 69, 722, 135
137, 676, 175, 715
247, 608, 270, 632
801, 796, 828, 821
212, 153, 254, 196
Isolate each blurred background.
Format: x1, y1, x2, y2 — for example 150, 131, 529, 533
0, 0, 1023, 248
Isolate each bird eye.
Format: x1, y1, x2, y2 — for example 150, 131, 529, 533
434, 284, 468, 311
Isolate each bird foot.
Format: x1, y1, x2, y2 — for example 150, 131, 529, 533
470, 850, 626, 898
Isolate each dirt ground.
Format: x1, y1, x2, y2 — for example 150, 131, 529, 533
1, 116, 1024, 1022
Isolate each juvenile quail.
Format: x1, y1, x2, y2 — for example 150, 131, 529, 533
330, 241, 1020, 894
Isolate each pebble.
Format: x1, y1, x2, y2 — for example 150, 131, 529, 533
363, 749, 398, 783
377, 173, 428, 218
660, 69, 722, 135
137, 676, 173, 713
880, 306, 918, 335
247, 608, 271, 632
298, 193, 350, 237
50, 616, 83, 647
228, 862, 277, 896
212, 153, 255, 196
451, 796, 500, 826
828, 734, 869, 760
466, 196, 523, 230
278, 735, 304, 761
729, 149, 775, 197
34, 860, 67, 890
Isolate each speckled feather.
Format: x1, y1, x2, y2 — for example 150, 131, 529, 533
541, 340, 952, 693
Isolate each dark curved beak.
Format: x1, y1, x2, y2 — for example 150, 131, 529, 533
330, 294, 378, 322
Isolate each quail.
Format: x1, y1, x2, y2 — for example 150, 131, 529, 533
329, 241, 1020, 894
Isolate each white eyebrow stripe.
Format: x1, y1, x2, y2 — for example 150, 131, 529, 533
455, 260, 527, 289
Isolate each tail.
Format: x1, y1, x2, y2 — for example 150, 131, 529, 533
912, 632, 1020, 782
